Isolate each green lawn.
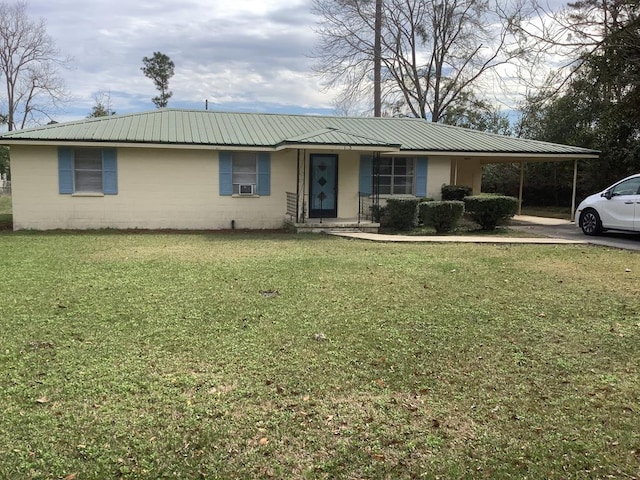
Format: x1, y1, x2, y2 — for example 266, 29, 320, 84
1, 232, 639, 479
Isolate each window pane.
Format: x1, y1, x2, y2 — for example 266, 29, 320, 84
76, 157, 102, 170
75, 149, 102, 168
76, 170, 102, 192
74, 149, 103, 192
371, 157, 415, 195
378, 158, 392, 175
393, 177, 412, 194
377, 185, 391, 195
405, 160, 414, 175
377, 176, 391, 188
233, 153, 257, 185
234, 173, 256, 184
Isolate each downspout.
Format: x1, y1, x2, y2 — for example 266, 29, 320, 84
571, 159, 578, 222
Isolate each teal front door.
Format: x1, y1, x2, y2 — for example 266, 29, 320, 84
309, 154, 338, 218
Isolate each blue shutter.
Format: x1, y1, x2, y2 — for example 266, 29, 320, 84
415, 157, 428, 197
102, 148, 118, 194
359, 155, 373, 195
256, 152, 270, 196
219, 151, 233, 196
58, 147, 74, 194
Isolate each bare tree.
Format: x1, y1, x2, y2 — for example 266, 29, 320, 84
511, 0, 640, 95
312, 0, 530, 121
87, 91, 116, 118
0, 1, 69, 131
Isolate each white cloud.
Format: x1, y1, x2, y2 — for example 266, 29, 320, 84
25, 0, 335, 120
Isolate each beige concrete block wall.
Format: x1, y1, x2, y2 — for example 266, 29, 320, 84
10, 146, 454, 230
450, 157, 483, 194
11, 145, 297, 230
426, 157, 451, 199
337, 151, 360, 218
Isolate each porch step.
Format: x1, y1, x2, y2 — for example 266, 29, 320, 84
284, 218, 379, 234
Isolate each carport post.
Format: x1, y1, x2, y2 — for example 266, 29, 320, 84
518, 162, 525, 215
571, 159, 578, 222
453, 159, 458, 184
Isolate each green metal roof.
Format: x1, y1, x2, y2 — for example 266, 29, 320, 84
0, 109, 599, 156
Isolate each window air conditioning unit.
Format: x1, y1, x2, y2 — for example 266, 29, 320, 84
239, 184, 255, 195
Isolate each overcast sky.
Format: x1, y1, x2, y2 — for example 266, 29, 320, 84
27, 0, 337, 122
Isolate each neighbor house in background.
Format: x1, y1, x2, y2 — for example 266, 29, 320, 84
0, 109, 598, 231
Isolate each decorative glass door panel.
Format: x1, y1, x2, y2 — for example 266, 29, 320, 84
309, 154, 338, 218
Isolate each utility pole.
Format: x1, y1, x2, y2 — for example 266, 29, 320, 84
374, 0, 382, 117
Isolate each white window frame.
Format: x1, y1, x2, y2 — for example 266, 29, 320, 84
375, 157, 415, 196
74, 148, 103, 193
232, 152, 258, 195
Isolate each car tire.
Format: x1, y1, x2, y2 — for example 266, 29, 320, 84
579, 209, 603, 235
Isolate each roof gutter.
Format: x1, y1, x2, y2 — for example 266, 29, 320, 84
0, 139, 403, 153
0, 139, 279, 152
0, 140, 599, 159
390, 150, 600, 160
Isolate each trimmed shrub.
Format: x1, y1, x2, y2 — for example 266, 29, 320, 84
441, 184, 472, 201
464, 195, 518, 230
419, 201, 464, 233
381, 198, 420, 231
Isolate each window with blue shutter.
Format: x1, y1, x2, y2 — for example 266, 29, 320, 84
375, 157, 415, 195
58, 147, 118, 195
219, 151, 233, 196
256, 153, 270, 196
220, 151, 270, 196
359, 155, 373, 195
415, 157, 428, 197
368, 156, 427, 196
58, 147, 74, 194
102, 148, 118, 195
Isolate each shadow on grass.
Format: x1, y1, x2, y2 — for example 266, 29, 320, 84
0, 214, 12, 231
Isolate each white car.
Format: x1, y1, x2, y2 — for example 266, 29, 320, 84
575, 173, 640, 235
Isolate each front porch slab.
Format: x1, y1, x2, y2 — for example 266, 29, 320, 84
284, 218, 380, 234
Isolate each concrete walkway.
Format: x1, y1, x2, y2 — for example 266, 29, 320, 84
328, 215, 588, 245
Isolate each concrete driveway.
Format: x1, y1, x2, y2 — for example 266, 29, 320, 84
510, 215, 640, 251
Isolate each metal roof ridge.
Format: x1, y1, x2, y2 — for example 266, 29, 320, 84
163, 109, 427, 122
278, 126, 401, 148
284, 127, 339, 142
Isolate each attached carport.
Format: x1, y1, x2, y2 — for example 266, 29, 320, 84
444, 151, 600, 217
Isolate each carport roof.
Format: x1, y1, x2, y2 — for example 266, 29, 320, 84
0, 109, 599, 157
